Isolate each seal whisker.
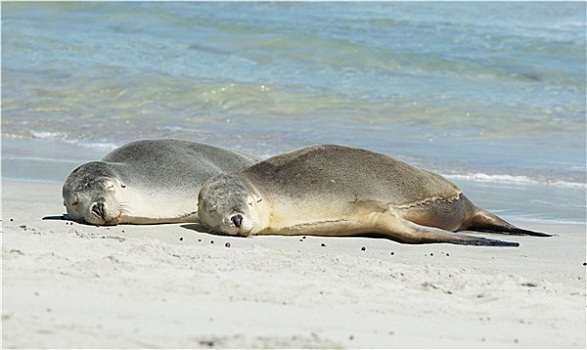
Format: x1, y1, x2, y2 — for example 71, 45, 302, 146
116, 202, 132, 216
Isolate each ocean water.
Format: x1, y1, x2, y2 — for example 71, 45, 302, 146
2, 2, 586, 223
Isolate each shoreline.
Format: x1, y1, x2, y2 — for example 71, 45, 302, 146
3, 136, 586, 224
2, 180, 585, 348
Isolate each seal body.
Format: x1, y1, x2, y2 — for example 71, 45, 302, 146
63, 139, 258, 225
198, 144, 549, 246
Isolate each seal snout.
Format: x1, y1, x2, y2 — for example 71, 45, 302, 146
231, 214, 243, 228
91, 202, 106, 218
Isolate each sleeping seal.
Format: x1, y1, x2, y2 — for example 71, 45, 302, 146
197, 144, 549, 246
63, 139, 258, 225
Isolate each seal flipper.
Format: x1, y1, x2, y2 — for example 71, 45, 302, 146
269, 207, 519, 246
42, 215, 67, 221
464, 209, 551, 237
374, 212, 520, 247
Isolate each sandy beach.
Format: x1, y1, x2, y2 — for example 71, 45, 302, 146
3, 2, 585, 348
1, 179, 585, 349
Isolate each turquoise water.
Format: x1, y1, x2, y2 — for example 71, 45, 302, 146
2, 2, 586, 223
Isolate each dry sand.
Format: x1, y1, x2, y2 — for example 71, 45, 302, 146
2, 180, 585, 349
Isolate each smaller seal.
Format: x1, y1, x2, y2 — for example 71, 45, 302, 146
63, 139, 258, 225
198, 144, 549, 246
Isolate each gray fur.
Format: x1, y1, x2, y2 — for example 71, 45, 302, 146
63, 139, 258, 225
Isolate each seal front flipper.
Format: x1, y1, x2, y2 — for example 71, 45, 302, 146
42, 215, 67, 221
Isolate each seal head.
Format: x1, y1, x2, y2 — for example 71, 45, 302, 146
198, 174, 263, 236
62, 161, 127, 225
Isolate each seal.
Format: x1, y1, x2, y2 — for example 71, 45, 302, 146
63, 139, 258, 225
198, 144, 550, 246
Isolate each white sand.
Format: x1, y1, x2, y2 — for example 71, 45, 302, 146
2, 180, 585, 349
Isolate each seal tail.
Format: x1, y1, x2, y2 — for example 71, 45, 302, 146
465, 209, 551, 237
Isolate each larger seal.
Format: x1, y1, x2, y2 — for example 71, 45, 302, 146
198, 144, 549, 246
63, 139, 258, 225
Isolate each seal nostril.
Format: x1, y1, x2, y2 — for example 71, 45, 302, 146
92, 202, 105, 217
231, 214, 243, 228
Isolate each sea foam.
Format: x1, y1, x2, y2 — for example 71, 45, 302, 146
444, 173, 586, 189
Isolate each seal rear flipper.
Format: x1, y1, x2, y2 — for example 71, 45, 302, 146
374, 213, 519, 247
464, 209, 551, 237
268, 215, 518, 246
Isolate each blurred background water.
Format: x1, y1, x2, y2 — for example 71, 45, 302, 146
2, 2, 585, 223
